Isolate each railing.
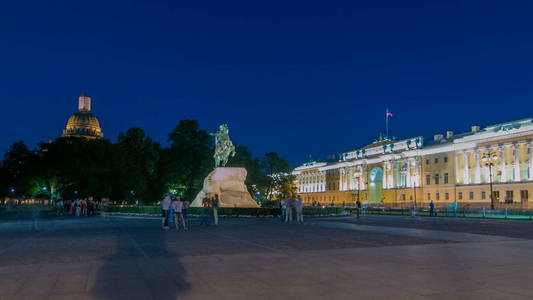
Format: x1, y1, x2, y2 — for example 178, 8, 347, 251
345, 206, 533, 220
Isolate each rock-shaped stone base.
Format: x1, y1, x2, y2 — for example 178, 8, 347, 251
191, 167, 260, 208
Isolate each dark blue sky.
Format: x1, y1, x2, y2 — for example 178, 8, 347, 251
1, 1, 532, 165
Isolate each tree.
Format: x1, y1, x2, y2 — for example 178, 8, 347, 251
260, 152, 293, 200
227, 144, 269, 199
34, 137, 116, 202
166, 120, 213, 200
1, 141, 37, 198
115, 127, 160, 203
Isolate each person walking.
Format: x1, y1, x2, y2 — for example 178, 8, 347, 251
82, 199, 88, 216
182, 200, 189, 228
280, 198, 287, 222
71, 200, 76, 216
56, 200, 63, 216
285, 198, 294, 223
211, 194, 220, 226
64, 200, 70, 215
161, 195, 172, 229
201, 194, 211, 226
88, 200, 95, 216
356, 199, 362, 219
171, 197, 187, 230
75, 199, 82, 216
429, 200, 435, 217
295, 196, 304, 223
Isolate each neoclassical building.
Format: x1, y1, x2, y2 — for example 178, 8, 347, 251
62, 93, 104, 139
293, 118, 533, 209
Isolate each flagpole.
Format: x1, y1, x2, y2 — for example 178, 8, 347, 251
385, 109, 389, 139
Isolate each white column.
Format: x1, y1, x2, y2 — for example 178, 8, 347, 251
406, 160, 412, 187
500, 145, 507, 182
413, 159, 419, 187
382, 162, 388, 189
474, 150, 481, 184
529, 143, 533, 180
455, 152, 461, 184
463, 151, 470, 185
482, 148, 491, 183
513, 144, 521, 182
339, 170, 343, 191
388, 162, 394, 188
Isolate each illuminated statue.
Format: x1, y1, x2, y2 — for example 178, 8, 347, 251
211, 124, 236, 168
191, 124, 258, 208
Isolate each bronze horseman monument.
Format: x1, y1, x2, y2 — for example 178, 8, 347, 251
191, 124, 260, 208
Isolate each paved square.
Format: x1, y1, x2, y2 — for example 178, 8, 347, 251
1, 212, 533, 299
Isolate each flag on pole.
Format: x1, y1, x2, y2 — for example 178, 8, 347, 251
385, 109, 392, 138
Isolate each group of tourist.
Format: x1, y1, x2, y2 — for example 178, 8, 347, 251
161, 195, 189, 230
280, 196, 304, 223
55, 199, 96, 217
161, 194, 221, 229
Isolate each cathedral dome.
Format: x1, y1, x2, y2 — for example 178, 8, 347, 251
62, 94, 104, 139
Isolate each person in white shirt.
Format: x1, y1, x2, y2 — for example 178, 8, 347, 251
171, 197, 187, 230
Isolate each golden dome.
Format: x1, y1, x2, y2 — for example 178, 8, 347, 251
62, 94, 104, 139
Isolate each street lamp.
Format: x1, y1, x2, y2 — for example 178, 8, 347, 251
411, 156, 420, 216
481, 150, 498, 210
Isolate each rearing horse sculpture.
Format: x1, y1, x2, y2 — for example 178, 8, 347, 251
211, 124, 236, 168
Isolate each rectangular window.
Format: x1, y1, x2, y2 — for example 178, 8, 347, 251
521, 190, 529, 202
426, 159, 430, 165
505, 190, 513, 203
481, 191, 486, 200
434, 174, 440, 185
426, 175, 431, 185
469, 192, 474, 200
434, 158, 439, 164
436, 192, 440, 200
445, 192, 449, 200
444, 156, 448, 163
427, 193, 431, 200
458, 192, 463, 200
444, 173, 449, 184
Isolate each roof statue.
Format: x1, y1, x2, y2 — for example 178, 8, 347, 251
211, 124, 236, 168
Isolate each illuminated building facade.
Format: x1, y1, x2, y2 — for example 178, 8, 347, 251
293, 119, 533, 209
62, 93, 104, 139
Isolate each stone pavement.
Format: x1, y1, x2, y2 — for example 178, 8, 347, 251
1, 213, 533, 299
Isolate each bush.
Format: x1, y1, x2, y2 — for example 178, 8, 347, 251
106, 205, 345, 216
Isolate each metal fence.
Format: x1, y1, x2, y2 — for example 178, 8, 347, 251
344, 206, 533, 220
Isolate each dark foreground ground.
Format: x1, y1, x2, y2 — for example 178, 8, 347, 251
1, 212, 533, 299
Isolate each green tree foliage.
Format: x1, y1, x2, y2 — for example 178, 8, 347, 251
1, 141, 37, 197
1, 120, 293, 204
260, 152, 293, 200
227, 144, 269, 197
165, 120, 213, 200
34, 138, 116, 201
115, 127, 161, 203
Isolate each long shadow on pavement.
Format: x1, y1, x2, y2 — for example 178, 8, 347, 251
90, 217, 191, 299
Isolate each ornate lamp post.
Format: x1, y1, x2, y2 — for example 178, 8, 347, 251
481, 150, 498, 210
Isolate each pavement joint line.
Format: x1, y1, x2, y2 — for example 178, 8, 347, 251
310, 221, 526, 243
197, 228, 285, 253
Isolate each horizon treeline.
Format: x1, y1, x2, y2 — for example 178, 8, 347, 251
0, 120, 294, 204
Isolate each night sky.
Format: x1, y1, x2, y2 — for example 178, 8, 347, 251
1, 1, 533, 165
